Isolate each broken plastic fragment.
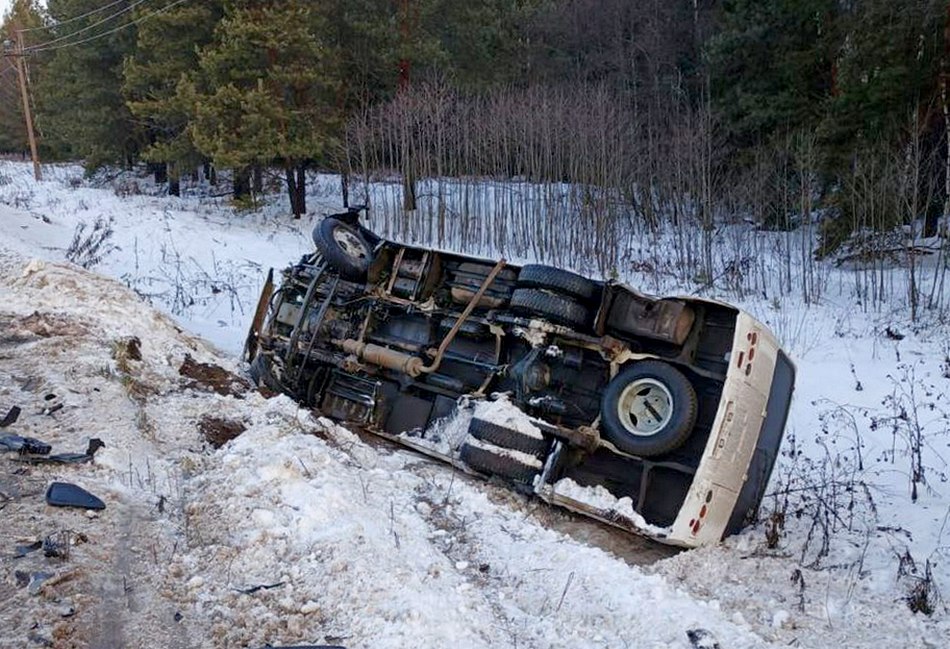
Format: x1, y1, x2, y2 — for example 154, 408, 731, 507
235, 581, 285, 594
0, 405, 21, 428
43, 531, 72, 559
16, 439, 106, 464
14, 540, 42, 558
45, 482, 106, 510
26, 571, 54, 595
0, 433, 52, 455
687, 628, 721, 649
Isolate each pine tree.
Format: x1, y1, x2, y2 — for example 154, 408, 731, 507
429, 0, 539, 89
319, 0, 402, 108
707, 0, 838, 151
821, 1, 945, 164
123, 1, 223, 195
190, 1, 340, 216
35, 0, 143, 171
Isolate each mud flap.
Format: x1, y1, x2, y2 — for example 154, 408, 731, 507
243, 268, 274, 362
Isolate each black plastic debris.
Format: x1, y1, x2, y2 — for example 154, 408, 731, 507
258, 646, 346, 649
45, 482, 106, 510
16, 439, 106, 465
43, 531, 72, 559
16, 570, 54, 595
14, 570, 31, 588
687, 628, 721, 649
1, 405, 21, 428
236, 581, 286, 594
0, 433, 52, 456
14, 540, 42, 558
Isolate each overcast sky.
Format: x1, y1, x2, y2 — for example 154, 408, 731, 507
2, 1, 47, 25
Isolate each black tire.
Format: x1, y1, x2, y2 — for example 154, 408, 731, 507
459, 442, 539, 485
456, 262, 518, 283
517, 264, 596, 301
468, 417, 549, 457
509, 288, 589, 328
312, 218, 373, 281
600, 361, 698, 457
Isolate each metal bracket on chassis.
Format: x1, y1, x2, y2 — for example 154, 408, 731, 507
243, 268, 275, 362
284, 263, 338, 383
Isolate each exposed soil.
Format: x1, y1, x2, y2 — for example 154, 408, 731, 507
178, 354, 251, 397
198, 416, 247, 449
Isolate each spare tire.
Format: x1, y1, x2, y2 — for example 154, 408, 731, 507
468, 417, 549, 457
312, 218, 373, 281
600, 361, 697, 457
510, 288, 589, 329
459, 441, 540, 486
517, 264, 596, 301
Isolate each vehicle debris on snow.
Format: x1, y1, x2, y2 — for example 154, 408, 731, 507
44, 482, 106, 511
0, 432, 52, 456
12, 438, 106, 465
1, 405, 22, 428
246, 207, 796, 548
13, 539, 43, 558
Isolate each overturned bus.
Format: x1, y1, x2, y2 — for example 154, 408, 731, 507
245, 207, 795, 548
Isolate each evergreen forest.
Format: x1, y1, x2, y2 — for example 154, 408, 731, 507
1, 0, 948, 271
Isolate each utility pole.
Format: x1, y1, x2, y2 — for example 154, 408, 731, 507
3, 29, 42, 181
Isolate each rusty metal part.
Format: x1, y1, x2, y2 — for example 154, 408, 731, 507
284, 263, 329, 380
243, 268, 274, 362
541, 423, 601, 452
471, 328, 505, 397
339, 339, 425, 376
297, 276, 340, 375
335, 259, 507, 380
418, 259, 507, 375
369, 285, 438, 312
385, 247, 406, 295
450, 286, 507, 308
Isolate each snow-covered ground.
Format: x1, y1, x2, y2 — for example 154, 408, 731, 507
1, 161, 948, 647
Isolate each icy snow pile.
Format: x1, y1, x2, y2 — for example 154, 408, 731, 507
177, 404, 777, 649
473, 394, 546, 440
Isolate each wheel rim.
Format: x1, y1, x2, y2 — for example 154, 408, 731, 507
331, 226, 368, 261
617, 378, 674, 437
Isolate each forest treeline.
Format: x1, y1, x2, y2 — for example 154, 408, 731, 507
0, 0, 948, 258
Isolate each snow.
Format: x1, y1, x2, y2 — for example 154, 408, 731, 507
552, 478, 670, 537
464, 435, 544, 468
472, 394, 546, 440
1, 160, 949, 647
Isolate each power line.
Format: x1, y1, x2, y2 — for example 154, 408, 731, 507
19, 0, 130, 33
26, 0, 192, 54
24, 0, 157, 52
